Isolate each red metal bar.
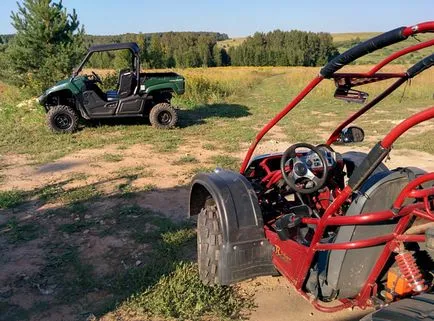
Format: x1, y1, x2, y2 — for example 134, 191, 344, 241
315, 234, 393, 251
393, 172, 434, 208
396, 234, 425, 242
326, 77, 407, 145
402, 21, 434, 37
413, 209, 434, 221
368, 39, 434, 75
315, 232, 426, 251
296, 185, 353, 288
381, 106, 434, 148
312, 299, 355, 313
302, 203, 426, 226
409, 187, 434, 199
240, 76, 324, 173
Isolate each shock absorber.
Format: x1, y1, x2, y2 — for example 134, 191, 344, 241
395, 251, 427, 293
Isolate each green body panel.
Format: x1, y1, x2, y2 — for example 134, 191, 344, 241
141, 72, 185, 95
39, 76, 87, 104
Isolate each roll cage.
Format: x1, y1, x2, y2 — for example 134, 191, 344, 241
71, 42, 141, 90
240, 21, 434, 173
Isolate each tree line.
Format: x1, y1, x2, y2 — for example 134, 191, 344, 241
84, 32, 232, 70
229, 30, 339, 67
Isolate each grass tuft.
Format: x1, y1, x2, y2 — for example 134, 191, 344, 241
0, 190, 25, 209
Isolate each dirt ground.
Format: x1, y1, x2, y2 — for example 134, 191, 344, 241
1, 135, 433, 321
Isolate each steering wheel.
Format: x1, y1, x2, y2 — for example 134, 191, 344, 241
91, 71, 102, 84
280, 143, 329, 194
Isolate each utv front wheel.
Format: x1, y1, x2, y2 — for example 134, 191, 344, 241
47, 105, 79, 134
149, 103, 178, 129
197, 200, 222, 285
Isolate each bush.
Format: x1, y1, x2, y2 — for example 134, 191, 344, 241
179, 76, 235, 106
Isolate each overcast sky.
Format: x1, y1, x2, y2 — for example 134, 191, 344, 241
0, 0, 433, 37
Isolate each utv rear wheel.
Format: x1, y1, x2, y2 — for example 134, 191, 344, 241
197, 200, 222, 285
149, 103, 178, 129
47, 105, 79, 134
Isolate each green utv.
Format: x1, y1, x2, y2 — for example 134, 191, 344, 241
39, 42, 185, 133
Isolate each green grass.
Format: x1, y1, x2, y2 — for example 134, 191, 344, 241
172, 155, 199, 165
0, 190, 25, 209
142, 183, 157, 192
1, 217, 40, 243
59, 185, 100, 204
102, 211, 252, 321
101, 153, 123, 162
123, 262, 252, 320
210, 155, 240, 171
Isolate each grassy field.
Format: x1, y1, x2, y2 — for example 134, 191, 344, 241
0, 64, 433, 320
1, 65, 432, 164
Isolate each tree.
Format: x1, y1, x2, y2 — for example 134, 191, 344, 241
148, 34, 164, 68
1, 0, 85, 92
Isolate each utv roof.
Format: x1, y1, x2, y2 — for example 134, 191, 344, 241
88, 42, 140, 54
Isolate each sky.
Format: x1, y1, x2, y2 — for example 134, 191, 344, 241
0, 0, 433, 37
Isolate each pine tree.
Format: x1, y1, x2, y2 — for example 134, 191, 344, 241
148, 34, 164, 69
1, 0, 85, 92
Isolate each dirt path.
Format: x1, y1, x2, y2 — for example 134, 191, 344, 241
0, 138, 433, 321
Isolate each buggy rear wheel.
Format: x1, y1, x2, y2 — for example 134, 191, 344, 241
197, 199, 222, 285
149, 103, 178, 129
46, 105, 79, 134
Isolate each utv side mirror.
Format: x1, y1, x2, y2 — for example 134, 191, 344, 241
338, 126, 365, 144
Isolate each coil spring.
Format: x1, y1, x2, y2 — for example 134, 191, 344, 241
395, 251, 427, 293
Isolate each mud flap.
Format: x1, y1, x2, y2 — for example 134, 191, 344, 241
190, 169, 277, 285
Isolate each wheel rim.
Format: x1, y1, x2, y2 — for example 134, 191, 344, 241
54, 114, 72, 130
158, 111, 172, 125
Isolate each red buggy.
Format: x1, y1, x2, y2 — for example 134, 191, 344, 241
189, 22, 434, 315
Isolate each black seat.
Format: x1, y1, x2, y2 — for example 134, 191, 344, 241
325, 167, 427, 299
118, 70, 136, 98
106, 69, 136, 101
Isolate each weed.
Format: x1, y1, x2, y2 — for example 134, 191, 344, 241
38, 184, 64, 202
0, 190, 25, 209
2, 217, 40, 243
172, 155, 199, 165
102, 153, 123, 162
202, 143, 216, 150
210, 154, 240, 171
60, 185, 99, 204
189, 166, 214, 176
59, 220, 94, 234
142, 184, 157, 192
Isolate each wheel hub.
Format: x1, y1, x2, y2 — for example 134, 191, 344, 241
54, 114, 72, 130
158, 111, 172, 125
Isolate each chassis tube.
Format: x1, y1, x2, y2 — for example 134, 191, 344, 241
327, 77, 408, 145
368, 39, 434, 75
240, 76, 324, 173
381, 106, 434, 148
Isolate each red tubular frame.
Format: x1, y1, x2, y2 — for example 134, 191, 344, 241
237, 21, 434, 312
241, 21, 434, 171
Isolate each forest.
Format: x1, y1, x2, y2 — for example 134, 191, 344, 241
0, 29, 339, 70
